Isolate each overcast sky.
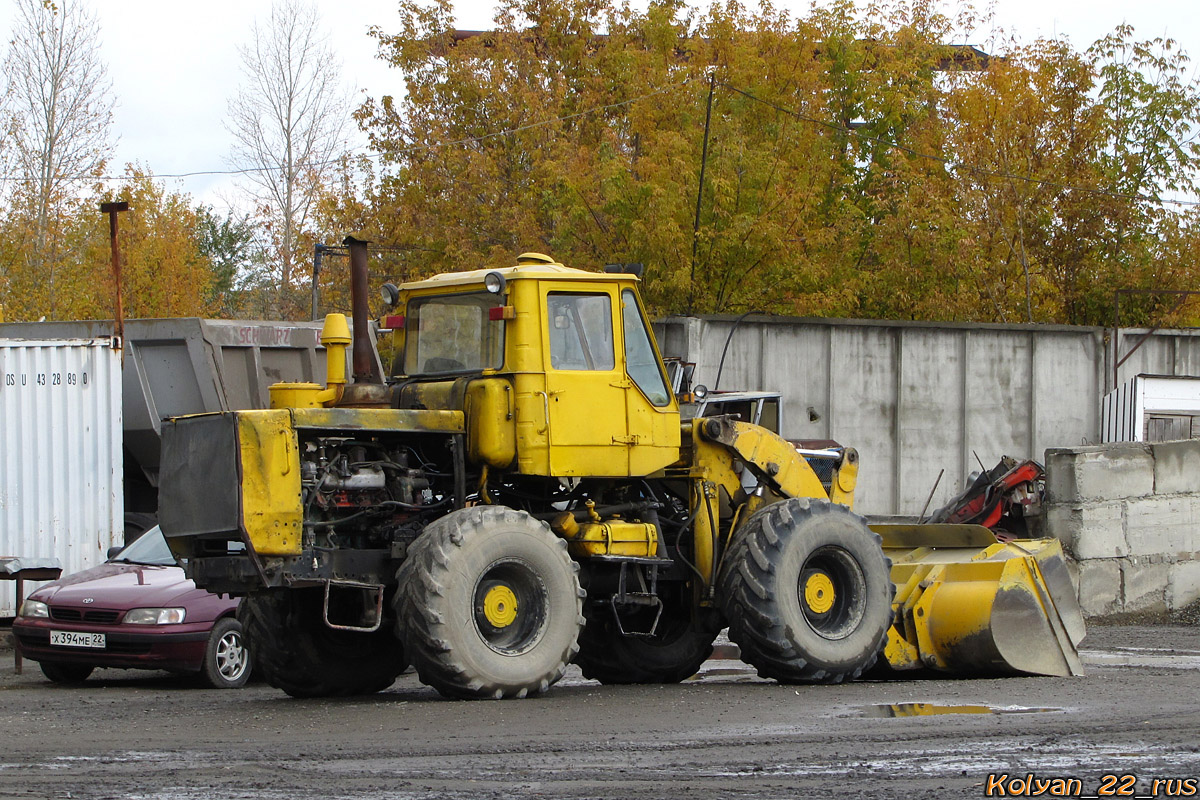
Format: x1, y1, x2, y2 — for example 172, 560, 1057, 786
0, 0, 1194, 212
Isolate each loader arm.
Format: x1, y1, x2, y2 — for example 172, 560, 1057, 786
686, 416, 858, 595
695, 416, 835, 499
689, 417, 1086, 678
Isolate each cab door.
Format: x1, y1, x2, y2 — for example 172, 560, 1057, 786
542, 286, 630, 476
619, 287, 681, 474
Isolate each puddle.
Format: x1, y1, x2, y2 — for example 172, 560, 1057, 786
1081, 648, 1200, 670
859, 702, 1062, 718
686, 668, 758, 680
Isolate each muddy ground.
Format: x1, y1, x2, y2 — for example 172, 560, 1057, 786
0, 624, 1197, 800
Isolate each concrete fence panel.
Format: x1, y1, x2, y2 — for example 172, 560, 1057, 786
659, 315, 1105, 515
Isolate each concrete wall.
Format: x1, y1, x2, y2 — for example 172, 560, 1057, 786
1044, 440, 1200, 617
658, 316, 1200, 517
1108, 327, 1200, 388
658, 315, 1105, 516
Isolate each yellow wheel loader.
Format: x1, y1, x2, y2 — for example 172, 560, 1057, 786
160, 240, 1085, 699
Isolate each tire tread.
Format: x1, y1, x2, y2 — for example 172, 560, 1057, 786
396, 506, 585, 700
718, 499, 893, 684
240, 589, 406, 698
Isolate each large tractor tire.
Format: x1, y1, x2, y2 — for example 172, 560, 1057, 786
395, 506, 585, 700
575, 593, 721, 685
122, 512, 158, 544
717, 497, 892, 684
239, 588, 407, 698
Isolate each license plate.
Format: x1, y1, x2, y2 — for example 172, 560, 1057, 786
49, 630, 105, 649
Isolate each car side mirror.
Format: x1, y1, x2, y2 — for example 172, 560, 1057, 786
106, 546, 124, 561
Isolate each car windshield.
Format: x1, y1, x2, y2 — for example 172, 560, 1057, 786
109, 527, 178, 566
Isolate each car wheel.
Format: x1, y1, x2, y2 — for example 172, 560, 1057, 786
40, 662, 94, 685
200, 617, 252, 689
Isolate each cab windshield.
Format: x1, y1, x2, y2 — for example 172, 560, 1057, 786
404, 291, 505, 375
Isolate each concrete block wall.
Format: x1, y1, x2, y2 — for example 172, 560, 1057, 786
1045, 440, 1200, 617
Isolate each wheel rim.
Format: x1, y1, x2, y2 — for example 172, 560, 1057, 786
797, 546, 867, 640
803, 571, 836, 615
215, 629, 249, 682
473, 558, 548, 655
482, 584, 520, 628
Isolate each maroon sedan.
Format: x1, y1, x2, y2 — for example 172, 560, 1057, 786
12, 527, 251, 688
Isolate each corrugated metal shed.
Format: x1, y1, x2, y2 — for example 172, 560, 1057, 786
0, 338, 123, 615
1102, 374, 1200, 442
0, 318, 377, 488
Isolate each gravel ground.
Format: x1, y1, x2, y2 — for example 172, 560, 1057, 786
0, 623, 1196, 799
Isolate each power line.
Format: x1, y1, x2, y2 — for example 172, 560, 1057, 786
2, 72, 1197, 210
717, 81, 1200, 209
0, 78, 696, 185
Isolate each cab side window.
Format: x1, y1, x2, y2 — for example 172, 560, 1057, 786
548, 293, 615, 371
621, 289, 671, 406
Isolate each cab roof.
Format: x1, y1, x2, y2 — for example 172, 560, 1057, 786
399, 253, 638, 292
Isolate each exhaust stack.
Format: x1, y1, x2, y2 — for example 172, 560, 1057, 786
344, 235, 382, 385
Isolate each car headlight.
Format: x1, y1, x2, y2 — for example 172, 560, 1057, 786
124, 607, 186, 625
18, 599, 49, 619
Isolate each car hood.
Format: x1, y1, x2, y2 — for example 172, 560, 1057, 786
30, 562, 203, 609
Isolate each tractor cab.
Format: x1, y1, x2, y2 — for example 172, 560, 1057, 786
384, 253, 681, 478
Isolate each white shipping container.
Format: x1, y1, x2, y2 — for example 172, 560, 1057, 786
0, 339, 123, 615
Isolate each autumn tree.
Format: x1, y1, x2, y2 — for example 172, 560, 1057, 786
354, 0, 993, 315
194, 206, 259, 316
103, 171, 224, 318
227, 0, 352, 319
0, 0, 114, 319
941, 27, 1200, 325
0, 169, 237, 321
352, 0, 1200, 325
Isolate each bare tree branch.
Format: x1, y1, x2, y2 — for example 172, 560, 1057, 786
2, 0, 114, 316
227, 0, 351, 317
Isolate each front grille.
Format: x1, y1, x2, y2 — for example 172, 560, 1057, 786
50, 607, 121, 624
804, 455, 838, 489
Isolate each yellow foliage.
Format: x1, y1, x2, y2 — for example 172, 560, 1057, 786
330, 0, 1200, 326
0, 168, 219, 322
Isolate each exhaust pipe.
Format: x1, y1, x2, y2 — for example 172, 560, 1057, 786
343, 236, 382, 384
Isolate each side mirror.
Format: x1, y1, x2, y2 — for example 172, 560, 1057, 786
106, 546, 124, 561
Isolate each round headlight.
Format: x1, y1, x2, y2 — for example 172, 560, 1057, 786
693, 384, 709, 400
380, 282, 400, 307
484, 271, 507, 294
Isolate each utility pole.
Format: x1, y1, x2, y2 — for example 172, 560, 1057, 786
688, 71, 717, 317
99, 201, 130, 362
